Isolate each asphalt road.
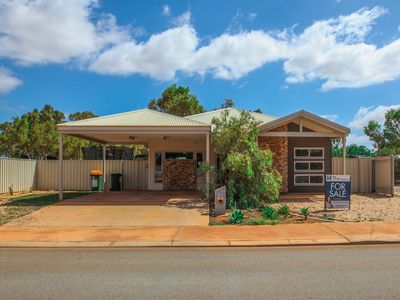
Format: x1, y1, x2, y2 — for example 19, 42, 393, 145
1, 245, 400, 299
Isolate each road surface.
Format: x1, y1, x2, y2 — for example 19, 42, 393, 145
1, 245, 400, 299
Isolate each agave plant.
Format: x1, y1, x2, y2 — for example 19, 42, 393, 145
262, 206, 278, 220
229, 208, 245, 224
300, 207, 310, 220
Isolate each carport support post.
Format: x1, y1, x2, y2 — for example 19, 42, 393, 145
102, 144, 106, 191
342, 137, 347, 175
58, 133, 63, 200
206, 131, 210, 199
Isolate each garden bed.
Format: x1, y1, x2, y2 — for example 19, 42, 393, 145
210, 192, 400, 225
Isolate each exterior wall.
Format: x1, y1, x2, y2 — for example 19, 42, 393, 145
147, 139, 207, 190
258, 125, 289, 193
163, 159, 196, 190
288, 137, 332, 193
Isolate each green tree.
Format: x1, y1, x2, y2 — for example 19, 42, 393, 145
332, 143, 375, 158
0, 105, 65, 159
220, 98, 235, 109
0, 105, 97, 159
364, 108, 400, 155
148, 84, 205, 117
209, 110, 281, 209
63, 111, 98, 159
253, 108, 263, 113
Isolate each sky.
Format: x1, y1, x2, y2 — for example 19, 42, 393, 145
0, 0, 399, 147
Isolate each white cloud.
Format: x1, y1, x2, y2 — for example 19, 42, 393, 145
347, 133, 371, 145
283, 6, 400, 90
348, 105, 400, 130
186, 31, 287, 79
0, 67, 21, 93
0, 3, 399, 90
89, 25, 198, 80
320, 114, 339, 121
0, 0, 129, 65
172, 11, 191, 27
162, 4, 170, 16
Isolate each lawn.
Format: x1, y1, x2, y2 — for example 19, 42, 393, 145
0, 192, 90, 226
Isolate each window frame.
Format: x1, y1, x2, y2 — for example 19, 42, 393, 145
294, 161, 324, 173
294, 174, 325, 186
294, 147, 325, 159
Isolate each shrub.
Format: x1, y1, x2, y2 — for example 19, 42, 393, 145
277, 205, 289, 217
207, 110, 282, 209
244, 218, 267, 225
300, 207, 310, 220
229, 208, 245, 224
8, 185, 14, 196
262, 206, 278, 220
267, 196, 279, 204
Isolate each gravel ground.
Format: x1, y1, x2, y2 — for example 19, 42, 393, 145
275, 191, 400, 222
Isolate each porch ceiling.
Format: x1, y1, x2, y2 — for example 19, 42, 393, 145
62, 131, 208, 144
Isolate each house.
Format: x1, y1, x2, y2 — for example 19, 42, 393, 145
57, 108, 350, 198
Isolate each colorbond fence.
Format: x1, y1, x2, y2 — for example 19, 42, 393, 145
0, 158, 37, 193
0, 157, 394, 194
332, 157, 373, 193
0, 158, 148, 193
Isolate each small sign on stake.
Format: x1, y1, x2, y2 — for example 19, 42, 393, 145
214, 186, 226, 215
325, 175, 351, 210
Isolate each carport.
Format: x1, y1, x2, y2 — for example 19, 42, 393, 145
57, 109, 211, 200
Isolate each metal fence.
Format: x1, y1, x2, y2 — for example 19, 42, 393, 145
374, 156, 395, 195
332, 157, 373, 193
0, 157, 394, 194
37, 160, 148, 191
0, 158, 148, 193
0, 158, 37, 193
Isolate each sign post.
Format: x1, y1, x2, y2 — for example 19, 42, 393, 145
214, 186, 226, 215
325, 175, 351, 210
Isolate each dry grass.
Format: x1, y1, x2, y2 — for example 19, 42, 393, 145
0, 191, 90, 226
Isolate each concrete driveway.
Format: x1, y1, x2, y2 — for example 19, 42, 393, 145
4, 191, 209, 227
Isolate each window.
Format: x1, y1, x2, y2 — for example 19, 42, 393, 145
294, 161, 324, 172
155, 152, 163, 183
294, 174, 324, 186
165, 152, 193, 160
294, 147, 324, 159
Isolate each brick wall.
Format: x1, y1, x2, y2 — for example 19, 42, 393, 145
258, 125, 288, 193
163, 159, 196, 190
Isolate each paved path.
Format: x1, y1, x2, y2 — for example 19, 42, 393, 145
1, 245, 400, 299
1, 221, 400, 247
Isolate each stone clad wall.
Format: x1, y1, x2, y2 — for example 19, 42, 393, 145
258, 125, 288, 193
163, 159, 196, 190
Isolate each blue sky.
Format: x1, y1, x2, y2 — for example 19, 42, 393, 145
0, 0, 399, 146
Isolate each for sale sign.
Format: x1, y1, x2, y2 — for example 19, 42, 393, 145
325, 175, 351, 210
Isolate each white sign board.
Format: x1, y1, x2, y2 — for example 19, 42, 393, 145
325, 175, 351, 210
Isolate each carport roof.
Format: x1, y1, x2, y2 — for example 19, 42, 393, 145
58, 109, 210, 128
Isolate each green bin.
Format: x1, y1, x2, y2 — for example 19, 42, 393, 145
90, 174, 103, 192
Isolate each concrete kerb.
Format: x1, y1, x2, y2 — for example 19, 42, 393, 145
1, 222, 400, 248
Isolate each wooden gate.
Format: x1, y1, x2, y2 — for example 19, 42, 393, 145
375, 156, 395, 196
